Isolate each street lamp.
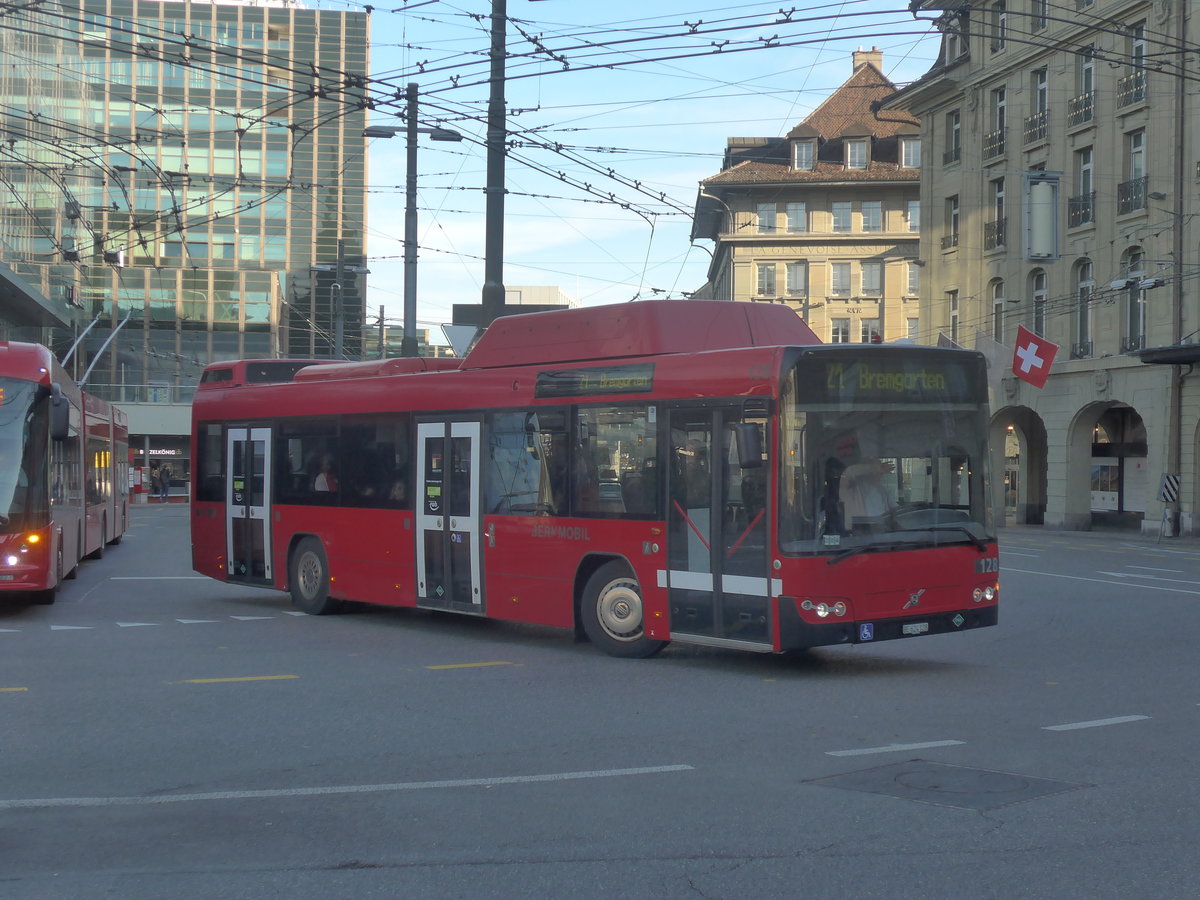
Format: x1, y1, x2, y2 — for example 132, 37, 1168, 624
364, 83, 463, 358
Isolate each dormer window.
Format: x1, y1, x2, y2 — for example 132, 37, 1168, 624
846, 139, 868, 169
900, 137, 921, 168
792, 140, 816, 170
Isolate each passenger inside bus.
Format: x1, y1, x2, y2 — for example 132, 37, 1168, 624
314, 455, 338, 493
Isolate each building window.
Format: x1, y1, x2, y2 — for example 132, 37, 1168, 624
1123, 248, 1146, 350
1025, 69, 1048, 144
1070, 148, 1094, 227
793, 140, 816, 170
985, 177, 1006, 250
832, 201, 852, 233
1118, 23, 1147, 107
786, 201, 806, 233
756, 202, 776, 233
907, 318, 919, 342
942, 195, 959, 250
906, 199, 920, 233
907, 261, 920, 296
786, 262, 808, 297
830, 262, 851, 296
990, 279, 1006, 343
901, 138, 921, 168
846, 139, 868, 170
861, 261, 882, 297
1070, 49, 1096, 126
991, 1, 1007, 52
984, 87, 1006, 159
948, 290, 959, 346
944, 110, 961, 165
860, 319, 881, 344
1118, 129, 1147, 214
830, 318, 850, 344
756, 263, 776, 296
1074, 259, 1094, 357
1030, 269, 1047, 336
1032, 0, 1048, 31
861, 201, 882, 233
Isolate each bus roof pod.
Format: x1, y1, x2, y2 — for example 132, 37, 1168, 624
460, 299, 822, 370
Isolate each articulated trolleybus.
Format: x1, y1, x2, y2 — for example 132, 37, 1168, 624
191, 301, 998, 657
0, 341, 129, 604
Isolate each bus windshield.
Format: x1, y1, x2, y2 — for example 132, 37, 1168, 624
779, 348, 993, 555
0, 377, 50, 533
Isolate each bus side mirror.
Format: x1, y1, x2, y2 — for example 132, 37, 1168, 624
732, 423, 763, 469
49, 383, 69, 441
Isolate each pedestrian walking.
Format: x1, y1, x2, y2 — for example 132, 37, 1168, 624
159, 462, 172, 500
150, 465, 162, 501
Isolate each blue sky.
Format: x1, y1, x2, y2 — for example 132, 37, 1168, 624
359, 1, 943, 334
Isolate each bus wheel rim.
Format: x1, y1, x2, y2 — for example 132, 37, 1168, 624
596, 578, 643, 642
299, 553, 323, 598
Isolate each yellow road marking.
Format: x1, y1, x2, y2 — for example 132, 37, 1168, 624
1, 687, 28, 693
180, 675, 299, 684
425, 661, 516, 670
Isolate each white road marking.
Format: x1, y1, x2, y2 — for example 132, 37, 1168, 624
176, 619, 220, 624
826, 740, 965, 757
1096, 571, 1200, 586
1127, 566, 1183, 573
1005, 567, 1200, 596
110, 576, 210, 581
0, 628, 20, 633
116, 622, 158, 628
49, 625, 93, 631
1043, 716, 1149, 732
0, 764, 696, 810
230, 616, 274, 621
1002, 550, 1042, 557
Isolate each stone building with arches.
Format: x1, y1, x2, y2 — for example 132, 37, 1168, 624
886, 1, 1197, 534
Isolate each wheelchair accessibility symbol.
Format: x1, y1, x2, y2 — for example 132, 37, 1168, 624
859, 623, 874, 641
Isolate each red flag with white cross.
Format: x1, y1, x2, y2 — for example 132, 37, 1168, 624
1012, 325, 1058, 389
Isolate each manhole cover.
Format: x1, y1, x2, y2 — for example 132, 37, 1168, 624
806, 759, 1090, 810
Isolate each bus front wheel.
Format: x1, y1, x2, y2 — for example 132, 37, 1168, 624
580, 561, 666, 659
32, 547, 63, 605
288, 537, 340, 615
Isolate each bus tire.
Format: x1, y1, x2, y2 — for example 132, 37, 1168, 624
88, 516, 106, 560
33, 547, 63, 605
289, 537, 339, 615
580, 561, 666, 659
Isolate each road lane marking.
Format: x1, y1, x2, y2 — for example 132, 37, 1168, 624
230, 616, 275, 621
826, 740, 965, 757
179, 675, 299, 684
1097, 571, 1200, 586
0, 764, 696, 810
116, 622, 158, 628
176, 619, 220, 624
1005, 567, 1200, 596
1127, 566, 1184, 573
49, 625, 93, 631
425, 661, 517, 670
0, 687, 28, 693
1043, 715, 1149, 731
110, 576, 210, 580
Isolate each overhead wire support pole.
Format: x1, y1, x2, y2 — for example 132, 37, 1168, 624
480, 0, 507, 327
78, 311, 133, 389
402, 82, 420, 358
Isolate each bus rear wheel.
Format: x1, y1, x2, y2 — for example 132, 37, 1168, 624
288, 537, 340, 615
581, 561, 666, 659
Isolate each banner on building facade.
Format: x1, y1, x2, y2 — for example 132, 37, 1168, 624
1012, 325, 1058, 389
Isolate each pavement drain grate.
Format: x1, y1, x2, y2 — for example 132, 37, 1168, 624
806, 758, 1091, 811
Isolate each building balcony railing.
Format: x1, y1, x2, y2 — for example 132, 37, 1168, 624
982, 128, 1005, 160
1068, 191, 1095, 227
983, 217, 1007, 251
1070, 341, 1093, 360
1067, 91, 1095, 127
1117, 175, 1148, 214
1023, 111, 1048, 144
940, 232, 959, 251
943, 146, 961, 166
1122, 335, 1146, 352
1117, 70, 1147, 108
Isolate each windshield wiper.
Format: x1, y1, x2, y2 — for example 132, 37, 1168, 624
927, 524, 988, 551
826, 540, 911, 566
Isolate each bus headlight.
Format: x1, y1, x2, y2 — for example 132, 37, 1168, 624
801, 600, 848, 618
972, 585, 997, 603
5, 555, 17, 566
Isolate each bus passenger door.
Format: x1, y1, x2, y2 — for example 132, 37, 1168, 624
415, 421, 483, 613
667, 407, 773, 647
226, 426, 272, 583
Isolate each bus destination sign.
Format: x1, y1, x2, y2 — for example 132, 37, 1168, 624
796, 350, 983, 405
535, 363, 655, 399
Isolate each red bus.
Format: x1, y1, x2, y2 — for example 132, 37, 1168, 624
0, 341, 129, 604
190, 301, 998, 657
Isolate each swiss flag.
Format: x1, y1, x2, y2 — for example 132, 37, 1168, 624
1012, 325, 1058, 389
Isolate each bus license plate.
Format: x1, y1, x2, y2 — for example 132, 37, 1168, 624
902, 622, 929, 636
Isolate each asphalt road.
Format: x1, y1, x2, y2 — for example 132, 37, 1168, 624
2, 507, 1198, 899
